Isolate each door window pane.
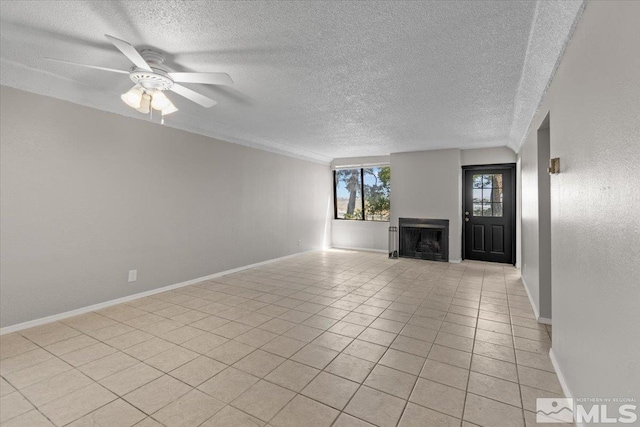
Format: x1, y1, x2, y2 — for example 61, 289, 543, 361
471, 173, 503, 217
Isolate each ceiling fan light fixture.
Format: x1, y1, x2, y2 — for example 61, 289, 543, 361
136, 93, 151, 114
162, 101, 178, 115
151, 90, 171, 110
121, 86, 143, 109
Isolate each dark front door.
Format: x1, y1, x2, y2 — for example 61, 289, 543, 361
463, 165, 515, 264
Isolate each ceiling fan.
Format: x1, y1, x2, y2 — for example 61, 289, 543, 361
46, 34, 233, 119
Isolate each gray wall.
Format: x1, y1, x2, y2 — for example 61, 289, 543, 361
0, 87, 332, 328
390, 149, 462, 261
518, 0, 640, 398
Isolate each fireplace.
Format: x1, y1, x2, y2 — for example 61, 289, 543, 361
399, 218, 449, 262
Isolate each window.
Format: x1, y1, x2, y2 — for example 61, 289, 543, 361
334, 166, 390, 221
472, 173, 503, 217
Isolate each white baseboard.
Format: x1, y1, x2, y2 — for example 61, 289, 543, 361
549, 348, 573, 398
1, 249, 319, 335
449, 258, 462, 264
331, 246, 388, 254
521, 276, 552, 325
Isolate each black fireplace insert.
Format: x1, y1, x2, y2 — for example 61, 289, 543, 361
399, 218, 449, 262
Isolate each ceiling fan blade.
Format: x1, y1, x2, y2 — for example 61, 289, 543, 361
170, 84, 217, 108
168, 72, 233, 85
45, 58, 129, 74
104, 34, 151, 71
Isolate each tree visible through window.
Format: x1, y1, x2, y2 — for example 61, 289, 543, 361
335, 166, 390, 221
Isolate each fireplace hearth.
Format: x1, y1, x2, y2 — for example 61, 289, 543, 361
399, 218, 449, 262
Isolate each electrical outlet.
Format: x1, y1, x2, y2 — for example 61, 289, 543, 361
128, 270, 137, 282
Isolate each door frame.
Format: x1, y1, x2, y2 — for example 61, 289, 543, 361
461, 163, 517, 265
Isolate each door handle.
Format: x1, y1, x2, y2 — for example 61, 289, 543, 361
465, 218, 469, 222
465, 211, 469, 216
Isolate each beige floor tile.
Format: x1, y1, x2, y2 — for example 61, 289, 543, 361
419, 359, 469, 390
260, 336, 306, 358
123, 337, 176, 361
471, 353, 518, 382
328, 321, 366, 338
170, 355, 226, 387
468, 371, 522, 407
345, 386, 406, 427
40, 383, 117, 426
190, 316, 230, 332
301, 372, 358, 410
5, 357, 73, 389
475, 329, 514, 348
67, 398, 146, 427
302, 315, 338, 330
473, 340, 516, 363
206, 340, 256, 364
0, 392, 34, 422
1, 348, 54, 375
357, 328, 396, 346
99, 363, 163, 396
60, 343, 117, 367
122, 375, 191, 414
181, 332, 228, 354
200, 405, 265, 427
198, 367, 259, 403
477, 318, 513, 335
258, 318, 297, 335
1, 410, 55, 427
311, 332, 353, 352
212, 321, 253, 339
0, 377, 16, 396
515, 350, 555, 373
79, 351, 138, 380
324, 353, 375, 383
378, 348, 425, 375
235, 329, 279, 348
428, 344, 472, 369
390, 336, 432, 357
270, 395, 339, 427
343, 339, 386, 363
333, 413, 376, 426
231, 380, 296, 421
159, 325, 207, 345
265, 360, 319, 392
45, 335, 99, 357
0, 334, 39, 360
283, 325, 323, 342
233, 349, 285, 378
409, 378, 465, 418
145, 346, 199, 372
290, 344, 338, 369
398, 402, 460, 427
19, 322, 81, 346
105, 330, 154, 350
364, 365, 417, 399
520, 384, 564, 413
152, 389, 224, 427
399, 324, 438, 342
134, 417, 164, 426
517, 365, 563, 394
85, 323, 135, 341
21, 369, 93, 406
514, 337, 552, 354
463, 393, 524, 427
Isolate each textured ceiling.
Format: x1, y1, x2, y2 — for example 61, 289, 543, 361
0, 1, 583, 162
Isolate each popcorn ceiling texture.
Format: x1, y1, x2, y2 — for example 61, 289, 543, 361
0, 1, 583, 161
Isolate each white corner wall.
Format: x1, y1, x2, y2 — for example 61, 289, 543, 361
390, 149, 462, 261
0, 86, 332, 328
518, 0, 640, 399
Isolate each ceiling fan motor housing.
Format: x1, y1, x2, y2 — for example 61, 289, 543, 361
129, 49, 174, 91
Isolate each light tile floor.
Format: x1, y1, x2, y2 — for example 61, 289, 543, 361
1, 250, 563, 427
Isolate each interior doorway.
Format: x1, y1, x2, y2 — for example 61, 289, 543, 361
462, 164, 516, 264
